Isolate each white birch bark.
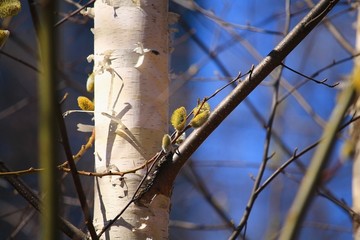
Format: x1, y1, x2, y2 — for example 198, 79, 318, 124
92, 0, 169, 239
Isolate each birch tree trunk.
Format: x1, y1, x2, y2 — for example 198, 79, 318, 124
92, 0, 169, 239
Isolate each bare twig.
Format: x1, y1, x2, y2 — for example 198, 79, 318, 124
279, 78, 327, 127
281, 63, 338, 88
169, 220, 229, 230
278, 80, 355, 239
0, 167, 43, 176
0, 50, 38, 72
59, 129, 95, 168
229, 3, 292, 237
305, 0, 355, 54
0, 98, 29, 119
137, 0, 341, 232
54, 0, 95, 27
56, 105, 98, 239
190, 1, 284, 36
0, 162, 87, 239
183, 162, 236, 230
278, 53, 360, 105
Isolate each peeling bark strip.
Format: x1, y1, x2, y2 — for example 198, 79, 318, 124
93, 0, 170, 239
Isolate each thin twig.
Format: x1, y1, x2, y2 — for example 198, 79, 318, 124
278, 81, 355, 239
54, 0, 95, 27
191, 2, 284, 36
184, 162, 236, 230
97, 152, 164, 238
141, 0, 341, 208
281, 63, 338, 88
230, 61, 284, 239
0, 50, 38, 72
56, 104, 98, 239
169, 220, 229, 230
58, 129, 95, 168
279, 78, 327, 127
0, 162, 87, 239
305, 0, 355, 54
278, 53, 360, 104
229, 7, 291, 234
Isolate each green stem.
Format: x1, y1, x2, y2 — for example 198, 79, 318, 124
38, 1, 59, 239
278, 85, 355, 240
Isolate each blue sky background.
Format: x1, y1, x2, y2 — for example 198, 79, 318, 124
169, 1, 355, 239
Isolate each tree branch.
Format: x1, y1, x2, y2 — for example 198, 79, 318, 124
0, 162, 87, 239
136, 0, 340, 203
278, 70, 355, 240
57, 105, 98, 239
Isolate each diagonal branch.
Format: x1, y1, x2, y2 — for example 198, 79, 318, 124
57, 105, 98, 239
305, 0, 355, 54
136, 0, 340, 204
0, 162, 87, 239
278, 72, 355, 240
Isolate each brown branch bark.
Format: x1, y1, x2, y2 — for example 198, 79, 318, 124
136, 0, 340, 207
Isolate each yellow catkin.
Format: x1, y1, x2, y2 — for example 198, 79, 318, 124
193, 101, 210, 115
162, 134, 171, 153
190, 110, 210, 128
0, 29, 9, 48
77, 96, 94, 111
171, 106, 187, 131
0, 0, 21, 18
